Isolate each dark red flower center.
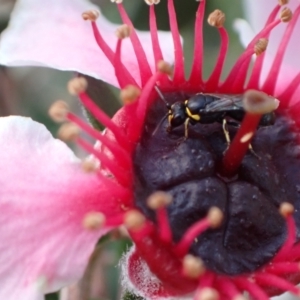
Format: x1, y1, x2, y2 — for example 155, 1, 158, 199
133, 92, 300, 275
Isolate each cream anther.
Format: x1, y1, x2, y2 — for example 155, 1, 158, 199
57, 123, 80, 142
243, 90, 279, 114
278, 0, 289, 5
111, 0, 123, 3
124, 210, 146, 230
240, 132, 254, 143
254, 38, 269, 56
279, 202, 294, 218
182, 254, 205, 278
280, 7, 293, 22
233, 295, 248, 300
83, 212, 105, 230
147, 191, 173, 210
207, 207, 223, 228
157, 60, 173, 76
120, 85, 141, 105
197, 288, 219, 300
115, 24, 132, 39
68, 77, 88, 95
82, 10, 100, 21
144, 0, 160, 4
207, 10, 225, 28
48, 100, 69, 123
81, 158, 98, 173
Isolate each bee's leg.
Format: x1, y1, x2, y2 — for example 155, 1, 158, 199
222, 118, 231, 147
184, 118, 190, 139
248, 143, 261, 159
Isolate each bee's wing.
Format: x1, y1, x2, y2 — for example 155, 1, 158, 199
204, 94, 244, 112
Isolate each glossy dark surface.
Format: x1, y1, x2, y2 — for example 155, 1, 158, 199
133, 92, 300, 275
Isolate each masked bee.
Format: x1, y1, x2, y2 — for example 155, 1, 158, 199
154, 87, 276, 143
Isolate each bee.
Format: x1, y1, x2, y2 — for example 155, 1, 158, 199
155, 87, 276, 143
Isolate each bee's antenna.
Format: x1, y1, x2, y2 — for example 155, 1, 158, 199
152, 113, 169, 136
155, 85, 171, 109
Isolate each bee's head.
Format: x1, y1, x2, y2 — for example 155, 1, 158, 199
168, 102, 187, 128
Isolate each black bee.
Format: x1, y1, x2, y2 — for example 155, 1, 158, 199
159, 92, 276, 139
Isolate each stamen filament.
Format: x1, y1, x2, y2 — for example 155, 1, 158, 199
77, 137, 131, 187
264, 262, 300, 275
78, 92, 131, 150
90, 22, 138, 88
67, 112, 132, 169
167, 0, 185, 84
156, 207, 173, 243
234, 278, 269, 300
262, 5, 300, 95
117, 3, 153, 86
278, 72, 300, 107
189, 0, 206, 86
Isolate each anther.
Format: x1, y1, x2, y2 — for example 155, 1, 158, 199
81, 158, 98, 173
279, 202, 294, 218
120, 85, 141, 105
278, 0, 289, 5
57, 123, 80, 142
157, 60, 173, 76
115, 24, 132, 39
254, 38, 269, 56
233, 296, 248, 300
207, 207, 223, 228
243, 90, 279, 114
82, 10, 100, 21
144, 0, 160, 4
182, 254, 205, 278
147, 191, 172, 210
280, 7, 293, 22
83, 212, 105, 230
124, 210, 146, 231
110, 0, 123, 3
197, 288, 219, 300
48, 100, 69, 123
68, 77, 88, 96
207, 10, 225, 28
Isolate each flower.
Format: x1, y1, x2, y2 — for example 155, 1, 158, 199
1, 0, 300, 300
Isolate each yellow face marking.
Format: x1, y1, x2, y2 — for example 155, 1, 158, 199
185, 107, 201, 121
168, 110, 173, 124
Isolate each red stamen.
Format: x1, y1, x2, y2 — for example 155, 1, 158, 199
221, 18, 281, 93
247, 5, 281, 89
205, 27, 229, 92
189, 0, 205, 87
234, 278, 269, 300
264, 262, 300, 275
67, 112, 131, 169
262, 6, 300, 95
78, 92, 131, 150
216, 277, 243, 300
254, 273, 300, 295
274, 215, 296, 261
117, 3, 153, 86
156, 207, 173, 243
278, 72, 300, 107
77, 137, 131, 187
149, 5, 164, 66
174, 218, 211, 257
90, 22, 138, 88
220, 112, 261, 177
167, 0, 185, 85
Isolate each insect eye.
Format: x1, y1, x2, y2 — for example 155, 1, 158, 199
171, 113, 186, 127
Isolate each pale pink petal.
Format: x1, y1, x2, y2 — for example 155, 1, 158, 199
0, 0, 175, 87
0, 116, 112, 300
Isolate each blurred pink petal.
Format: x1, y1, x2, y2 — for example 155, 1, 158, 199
0, 0, 175, 87
0, 116, 110, 300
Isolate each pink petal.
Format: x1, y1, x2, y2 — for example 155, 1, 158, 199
0, 116, 112, 300
0, 0, 175, 87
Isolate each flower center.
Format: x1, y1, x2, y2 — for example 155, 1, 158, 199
133, 92, 300, 275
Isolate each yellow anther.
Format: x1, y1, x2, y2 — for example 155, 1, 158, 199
182, 255, 205, 278
280, 7, 292, 22
207, 9, 225, 28
57, 123, 80, 142
81, 158, 98, 173
124, 210, 146, 230
83, 212, 105, 230
115, 24, 132, 39
254, 38, 269, 56
207, 207, 223, 228
82, 10, 100, 21
120, 85, 141, 105
48, 100, 69, 123
279, 202, 294, 218
68, 77, 88, 96
147, 191, 173, 210
157, 60, 173, 76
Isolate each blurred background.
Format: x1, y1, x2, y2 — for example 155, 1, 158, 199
0, 1, 244, 300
